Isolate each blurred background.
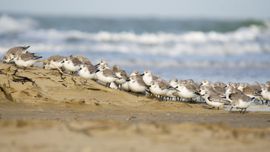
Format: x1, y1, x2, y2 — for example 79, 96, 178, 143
0, 0, 269, 82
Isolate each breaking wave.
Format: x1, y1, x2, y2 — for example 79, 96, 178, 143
0, 15, 37, 34
0, 14, 270, 57
0, 15, 270, 82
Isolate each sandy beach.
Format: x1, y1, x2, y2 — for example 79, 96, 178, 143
0, 63, 270, 152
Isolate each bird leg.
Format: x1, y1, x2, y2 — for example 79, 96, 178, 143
240, 108, 245, 114
229, 106, 233, 112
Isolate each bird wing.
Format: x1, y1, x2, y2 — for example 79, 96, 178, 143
21, 52, 42, 61
103, 69, 115, 77
71, 58, 83, 66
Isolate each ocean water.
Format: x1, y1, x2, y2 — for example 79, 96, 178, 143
0, 14, 270, 83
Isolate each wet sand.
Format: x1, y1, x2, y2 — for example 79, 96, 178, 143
0, 63, 270, 152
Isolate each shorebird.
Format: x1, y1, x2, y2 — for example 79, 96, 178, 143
13, 51, 42, 68
260, 84, 270, 104
95, 64, 117, 87
77, 64, 96, 80
73, 55, 92, 65
118, 68, 131, 92
61, 56, 83, 73
169, 79, 178, 88
141, 70, 159, 86
226, 86, 253, 113
149, 80, 170, 100
43, 55, 65, 70
166, 88, 178, 101
168, 79, 181, 100
225, 85, 240, 102
152, 79, 178, 101
175, 80, 200, 102
200, 86, 228, 109
95, 60, 109, 70
2, 46, 30, 63
200, 80, 212, 91
121, 81, 130, 91
238, 83, 262, 99
109, 82, 119, 89
200, 80, 210, 86
265, 81, 270, 87
225, 83, 240, 101
112, 65, 129, 89
128, 71, 148, 95
211, 82, 226, 96
200, 80, 225, 97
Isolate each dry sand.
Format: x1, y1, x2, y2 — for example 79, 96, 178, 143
0, 63, 269, 152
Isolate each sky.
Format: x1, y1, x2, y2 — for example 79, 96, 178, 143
0, 0, 269, 19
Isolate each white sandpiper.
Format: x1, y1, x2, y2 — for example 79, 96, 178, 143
13, 52, 42, 68
226, 87, 253, 113
141, 70, 159, 86
112, 65, 129, 89
128, 71, 148, 95
112, 65, 129, 91
238, 83, 261, 99
62, 56, 83, 73
211, 82, 226, 96
73, 55, 92, 65
78, 64, 96, 80
200, 86, 228, 109
2, 46, 30, 63
175, 80, 200, 102
260, 84, 270, 104
149, 80, 168, 99
169, 79, 178, 88
95, 64, 117, 87
44, 55, 65, 70
95, 60, 108, 70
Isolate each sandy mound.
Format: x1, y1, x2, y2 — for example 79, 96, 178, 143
0, 63, 208, 112
1, 63, 270, 152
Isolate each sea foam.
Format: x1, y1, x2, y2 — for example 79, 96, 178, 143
0, 15, 270, 82
0, 15, 269, 56
0, 15, 37, 34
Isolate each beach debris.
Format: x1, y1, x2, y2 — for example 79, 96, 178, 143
11, 69, 37, 86
127, 115, 136, 121
0, 83, 14, 101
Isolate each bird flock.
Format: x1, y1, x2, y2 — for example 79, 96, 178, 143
2, 46, 270, 113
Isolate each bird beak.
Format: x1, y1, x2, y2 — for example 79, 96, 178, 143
95, 63, 100, 68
